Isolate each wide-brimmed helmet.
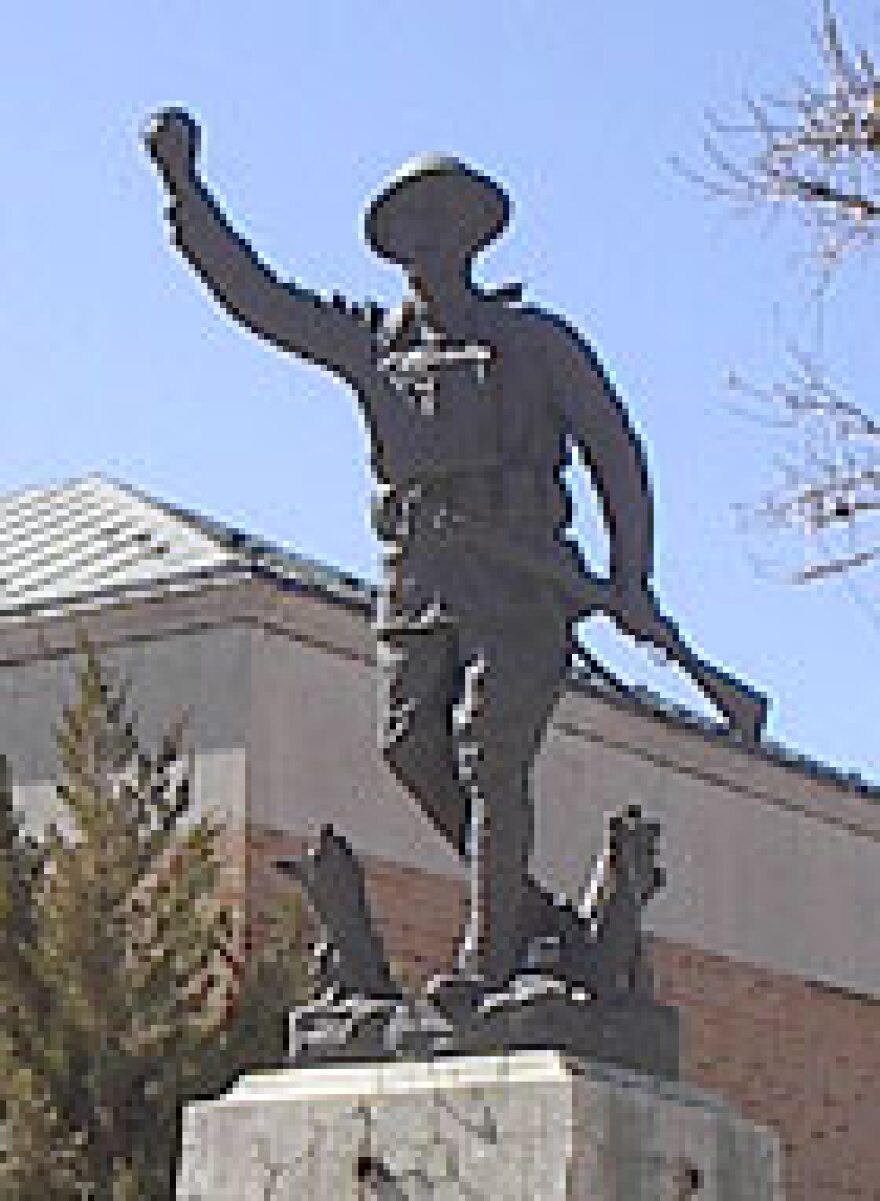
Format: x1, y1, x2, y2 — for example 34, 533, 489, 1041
365, 155, 510, 267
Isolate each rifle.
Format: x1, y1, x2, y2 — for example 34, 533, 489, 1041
419, 517, 768, 742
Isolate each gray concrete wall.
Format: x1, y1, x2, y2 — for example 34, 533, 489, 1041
1, 623, 252, 840
248, 621, 460, 875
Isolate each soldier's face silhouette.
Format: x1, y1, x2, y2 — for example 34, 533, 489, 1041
388, 207, 471, 309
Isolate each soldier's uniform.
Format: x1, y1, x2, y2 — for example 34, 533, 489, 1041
368, 300, 576, 981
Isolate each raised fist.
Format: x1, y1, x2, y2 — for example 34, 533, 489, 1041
144, 108, 200, 186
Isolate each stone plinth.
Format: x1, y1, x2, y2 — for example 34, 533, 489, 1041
177, 1051, 784, 1199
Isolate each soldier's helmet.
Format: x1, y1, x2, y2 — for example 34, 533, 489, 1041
365, 155, 510, 268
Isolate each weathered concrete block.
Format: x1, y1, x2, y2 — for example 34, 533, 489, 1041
177, 1051, 784, 1199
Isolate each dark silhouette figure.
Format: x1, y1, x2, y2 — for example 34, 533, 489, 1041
146, 111, 767, 987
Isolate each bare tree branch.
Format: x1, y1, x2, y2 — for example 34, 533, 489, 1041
685, 2, 880, 267
729, 349, 880, 582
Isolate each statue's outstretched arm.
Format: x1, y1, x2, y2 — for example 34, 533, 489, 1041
542, 313, 654, 594
145, 110, 374, 394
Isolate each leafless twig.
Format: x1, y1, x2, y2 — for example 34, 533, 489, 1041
730, 347, 880, 581
680, 2, 880, 269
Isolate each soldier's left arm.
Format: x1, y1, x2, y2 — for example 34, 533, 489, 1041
539, 312, 655, 593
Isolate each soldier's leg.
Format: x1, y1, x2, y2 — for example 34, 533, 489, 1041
377, 623, 469, 855
453, 621, 569, 986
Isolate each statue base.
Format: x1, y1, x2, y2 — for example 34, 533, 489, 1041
176, 1051, 784, 1199
288, 981, 681, 1081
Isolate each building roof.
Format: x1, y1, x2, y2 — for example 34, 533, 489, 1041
0, 474, 367, 619
0, 475, 876, 798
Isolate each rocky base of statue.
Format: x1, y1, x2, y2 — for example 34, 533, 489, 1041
276, 803, 679, 1080
289, 981, 680, 1080
176, 1051, 785, 1200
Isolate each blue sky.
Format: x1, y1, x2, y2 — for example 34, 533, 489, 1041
2, 1, 879, 783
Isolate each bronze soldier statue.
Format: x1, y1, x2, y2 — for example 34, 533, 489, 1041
146, 111, 767, 991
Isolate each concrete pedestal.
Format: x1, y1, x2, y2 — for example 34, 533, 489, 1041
177, 1051, 784, 1200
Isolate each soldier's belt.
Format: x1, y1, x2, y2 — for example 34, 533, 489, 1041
372, 468, 553, 542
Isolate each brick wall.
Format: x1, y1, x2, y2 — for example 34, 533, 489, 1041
246, 825, 880, 1201
654, 939, 880, 1201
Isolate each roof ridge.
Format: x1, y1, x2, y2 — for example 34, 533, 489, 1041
0, 474, 370, 600
76, 476, 371, 600
99, 476, 248, 556
0, 472, 107, 509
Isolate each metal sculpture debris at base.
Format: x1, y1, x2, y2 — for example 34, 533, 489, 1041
276, 806, 679, 1078
146, 112, 767, 1072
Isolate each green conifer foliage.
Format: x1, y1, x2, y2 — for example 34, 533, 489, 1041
1, 636, 311, 1199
